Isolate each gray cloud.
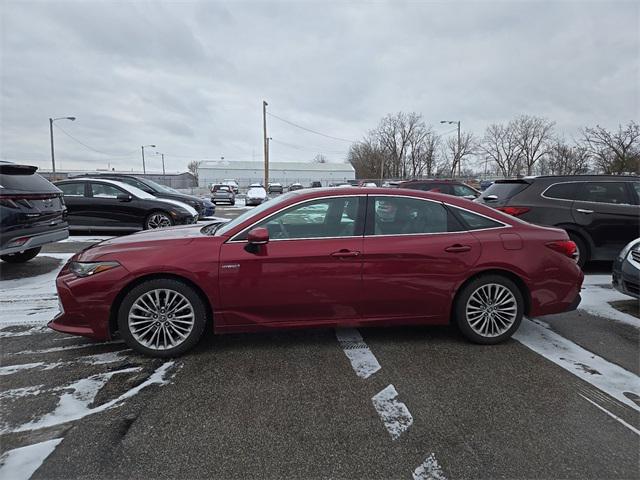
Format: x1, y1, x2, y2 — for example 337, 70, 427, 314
1, 0, 638, 173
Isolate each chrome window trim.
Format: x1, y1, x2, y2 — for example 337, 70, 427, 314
227, 194, 366, 243
541, 180, 638, 206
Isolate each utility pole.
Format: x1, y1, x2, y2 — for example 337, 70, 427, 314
141, 144, 156, 174
49, 119, 56, 180
263, 100, 269, 186
161, 153, 165, 177
440, 120, 461, 179
457, 121, 461, 178
379, 156, 384, 186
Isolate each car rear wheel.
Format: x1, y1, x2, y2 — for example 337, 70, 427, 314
0, 247, 42, 263
145, 211, 173, 230
454, 275, 523, 344
118, 278, 207, 357
567, 232, 588, 268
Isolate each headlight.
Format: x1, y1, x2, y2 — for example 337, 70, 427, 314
69, 261, 120, 277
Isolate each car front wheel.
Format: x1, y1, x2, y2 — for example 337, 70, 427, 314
454, 275, 523, 344
145, 211, 174, 230
1, 247, 42, 263
118, 278, 208, 357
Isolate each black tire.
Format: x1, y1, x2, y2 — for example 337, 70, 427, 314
454, 274, 524, 344
1, 247, 42, 263
117, 278, 208, 357
567, 232, 589, 268
144, 211, 174, 230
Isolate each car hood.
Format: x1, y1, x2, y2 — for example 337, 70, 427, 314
152, 197, 198, 215
76, 223, 214, 261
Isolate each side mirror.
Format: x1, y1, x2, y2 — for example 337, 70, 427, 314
247, 227, 269, 245
117, 194, 132, 202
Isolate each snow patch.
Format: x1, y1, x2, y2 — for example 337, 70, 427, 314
335, 328, 381, 379
514, 319, 640, 412
0, 385, 46, 401
413, 453, 447, 480
0, 438, 62, 480
371, 384, 413, 440
578, 283, 639, 328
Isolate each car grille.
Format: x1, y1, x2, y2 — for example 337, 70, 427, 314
631, 250, 640, 263
624, 280, 639, 296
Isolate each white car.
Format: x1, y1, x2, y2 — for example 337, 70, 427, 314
222, 179, 239, 194
246, 185, 268, 206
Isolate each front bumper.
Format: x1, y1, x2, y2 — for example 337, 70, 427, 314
612, 264, 639, 299
0, 227, 69, 256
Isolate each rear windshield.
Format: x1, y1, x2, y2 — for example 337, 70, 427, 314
0, 169, 59, 194
480, 181, 529, 202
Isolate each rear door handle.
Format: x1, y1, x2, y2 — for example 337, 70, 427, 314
331, 249, 361, 258
575, 209, 594, 214
444, 244, 471, 253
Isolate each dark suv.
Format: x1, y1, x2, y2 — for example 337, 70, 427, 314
0, 161, 68, 263
476, 175, 640, 266
399, 179, 481, 199
71, 174, 212, 217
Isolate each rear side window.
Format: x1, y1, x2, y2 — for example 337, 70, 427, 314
452, 207, 504, 230
59, 183, 85, 197
543, 183, 577, 200
576, 182, 632, 204
451, 184, 478, 197
480, 182, 529, 202
369, 196, 463, 235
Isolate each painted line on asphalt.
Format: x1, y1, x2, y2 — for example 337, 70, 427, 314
514, 318, 640, 412
371, 384, 414, 440
0, 437, 63, 480
335, 328, 381, 379
412, 453, 447, 480
579, 394, 640, 436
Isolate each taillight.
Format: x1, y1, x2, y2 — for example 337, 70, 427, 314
497, 206, 530, 217
546, 240, 578, 260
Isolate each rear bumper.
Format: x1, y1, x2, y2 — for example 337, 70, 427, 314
0, 226, 69, 255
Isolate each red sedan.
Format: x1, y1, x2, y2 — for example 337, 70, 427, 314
49, 188, 583, 357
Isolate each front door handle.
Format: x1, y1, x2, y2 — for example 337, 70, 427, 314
444, 244, 471, 253
331, 249, 361, 258
575, 208, 594, 214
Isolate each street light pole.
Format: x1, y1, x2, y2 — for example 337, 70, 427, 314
440, 120, 461, 178
457, 121, 461, 178
49, 116, 76, 181
263, 100, 269, 187
141, 144, 156, 174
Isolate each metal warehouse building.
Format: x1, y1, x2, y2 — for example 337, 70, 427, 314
199, 160, 355, 189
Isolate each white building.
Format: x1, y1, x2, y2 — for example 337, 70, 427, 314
199, 160, 355, 188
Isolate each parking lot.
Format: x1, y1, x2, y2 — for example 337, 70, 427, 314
1, 201, 638, 480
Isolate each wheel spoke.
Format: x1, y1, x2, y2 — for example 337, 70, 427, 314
465, 283, 518, 338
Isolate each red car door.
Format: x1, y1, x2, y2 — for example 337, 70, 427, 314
360, 195, 481, 323
217, 196, 365, 328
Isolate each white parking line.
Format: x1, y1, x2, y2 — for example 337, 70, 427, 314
371, 384, 414, 440
412, 453, 447, 480
335, 328, 381, 379
579, 394, 640, 436
0, 438, 63, 480
514, 318, 640, 412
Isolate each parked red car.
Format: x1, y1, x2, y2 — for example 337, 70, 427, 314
50, 187, 583, 357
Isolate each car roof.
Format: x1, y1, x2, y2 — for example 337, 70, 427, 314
400, 179, 469, 184
500, 174, 640, 183
56, 177, 138, 192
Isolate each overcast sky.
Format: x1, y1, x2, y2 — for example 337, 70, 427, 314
1, 0, 638, 173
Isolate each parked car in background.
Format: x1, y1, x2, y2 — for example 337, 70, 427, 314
222, 179, 239, 194
476, 175, 640, 266
72, 173, 212, 218
613, 238, 639, 299
289, 183, 304, 191
480, 180, 495, 191
1, 161, 68, 263
268, 183, 284, 194
211, 184, 236, 205
55, 178, 198, 231
399, 179, 481, 199
246, 184, 268, 206
49, 187, 583, 357
361, 182, 378, 187
310, 181, 322, 188
200, 198, 216, 217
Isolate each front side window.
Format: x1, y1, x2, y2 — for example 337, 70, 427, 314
90, 183, 123, 199
59, 182, 85, 197
369, 196, 461, 235
237, 196, 362, 240
577, 182, 632, 204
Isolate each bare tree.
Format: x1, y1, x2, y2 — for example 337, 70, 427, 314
480, 122, 523, 177
442, 131, 477, 177
313, 154, 328, 163
375, 112, 423, 178
582, 121, 640, 174
348, 139, 386, 179
542, 140, 591, 175
187, 160, 203, 182
514, 115, 555, 175
406, 127, 440, 178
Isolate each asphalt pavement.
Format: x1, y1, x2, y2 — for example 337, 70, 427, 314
1, 204, 638, 480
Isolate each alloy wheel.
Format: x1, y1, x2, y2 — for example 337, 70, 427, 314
128, 289, 195, 350
465, 283, 518, 338
146, 213, 172, 229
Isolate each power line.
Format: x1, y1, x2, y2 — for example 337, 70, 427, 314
270, 138, 348, 154
54, 124, 138, 157
267, 112, 357, 143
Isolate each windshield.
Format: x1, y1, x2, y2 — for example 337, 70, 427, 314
143, 178, 181, 194
114, 181, 157, 200
216, 192, 297, 236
